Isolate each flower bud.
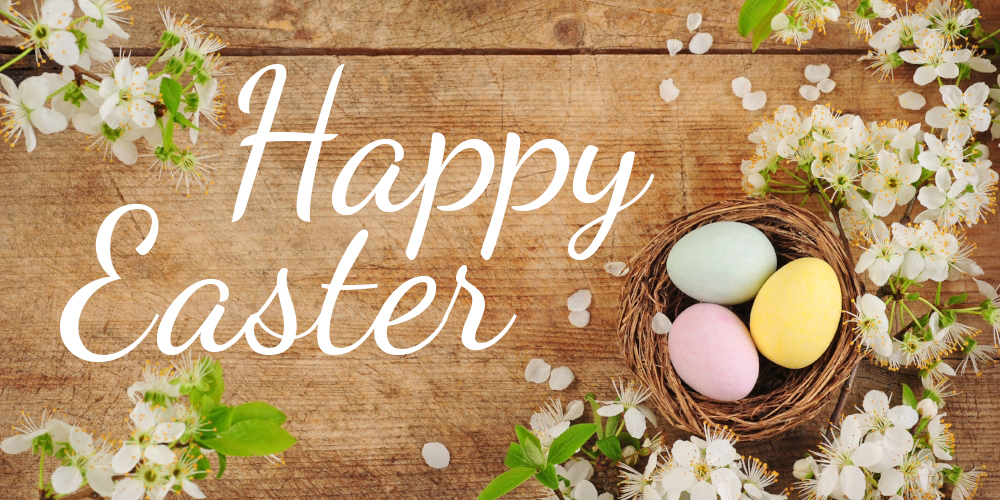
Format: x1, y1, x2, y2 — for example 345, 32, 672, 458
916, 398, 938, 418
793, 457, 815, 480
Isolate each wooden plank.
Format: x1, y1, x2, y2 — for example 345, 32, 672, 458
2, 0, 961, 53
0, 54, 998, 498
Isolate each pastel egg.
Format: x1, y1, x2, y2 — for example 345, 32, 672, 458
667, 303, 759, 401
750, 257, 842, 369
666, 221, 777, 305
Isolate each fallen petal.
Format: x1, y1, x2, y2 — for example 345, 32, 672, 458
651, 312, 672, 334
689, 33, 713, 54
817, 78, 836, 93
567, 289, 592, 311
687, 12, 703, 32
804, 63, 831, 83
742, 90, 767, 111
731, 76, 751, 98
422, 442, 450, 469
525, 358, 551, 383
659, 79, 680, 103
549, 366, 575, 390
569, 310, 591, 328
603, 262, 629, 276
667, 38, 683, 56
800, 85, 821, 101
898, 91, 926, 110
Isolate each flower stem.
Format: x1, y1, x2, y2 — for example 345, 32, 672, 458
46, 81, 74, 101
0, 47, 33, 73
916, 297, 941, 315
769, 188, 809, 194
778, 164, 809, 184
147, 45, 167, 69
38, 453, 44, 491
935, 282, 942, 307
978, 27, 1000, 44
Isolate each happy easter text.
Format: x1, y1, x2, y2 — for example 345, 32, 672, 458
59, 65, 654, 362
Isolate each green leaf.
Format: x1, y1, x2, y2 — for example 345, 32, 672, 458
750, 0, 787, 51
477, 468, 536, 500
535, 464, 559, 490
503, 443, 534, 469
738, 0, 781, 37
906, 293, 921, 301
216, 453, 227, 479
194, 454, 211, 480
547, 424, 597, 465
596, 436, 622, 461
515, 426, 544, 466
604, 414, 620, 438
199, 419, 296, 456
947, 293, 968, 305
902, 384, 917, 408
172, 112, 200, 131
160, 77, 183, 114
204, 404, 234, 436
231, 402, 287, 426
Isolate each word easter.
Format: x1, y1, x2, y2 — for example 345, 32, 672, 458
59, 64, 653, 362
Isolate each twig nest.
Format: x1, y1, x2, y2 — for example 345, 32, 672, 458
616, 198, 863, 440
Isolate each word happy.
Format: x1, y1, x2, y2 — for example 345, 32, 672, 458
60, 64, 653, 362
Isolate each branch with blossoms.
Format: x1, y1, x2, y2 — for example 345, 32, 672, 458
0, 0, 228, 195
477, 379, 786, 500
1, 355, 296, 499
792, 386, 983, 500
742, 94, 998, 397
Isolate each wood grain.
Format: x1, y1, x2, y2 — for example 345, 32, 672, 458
13, 0, 1000, 54
0, 40, 999, 500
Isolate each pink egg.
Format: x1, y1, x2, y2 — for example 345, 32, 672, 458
666, 303, 759, 401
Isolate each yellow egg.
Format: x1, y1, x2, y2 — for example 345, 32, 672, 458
749, 257, 841, 369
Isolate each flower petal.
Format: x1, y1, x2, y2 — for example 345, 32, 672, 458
624, 406, 646, 439
686, 12, 702, 32
742, 91, 767, 111
659, 79, 679, 103
524, 358, 551, 383
688, 33, 713, 54
651, 312, 671, 334
422, 442, 450, 469
51, 466, 83, 494
568, 310, 590, 328
112, 443, 142, 474
567, 289, 592, 311
549, 366, 575, 390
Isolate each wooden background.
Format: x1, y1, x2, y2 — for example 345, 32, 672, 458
2, 1, 1000, 498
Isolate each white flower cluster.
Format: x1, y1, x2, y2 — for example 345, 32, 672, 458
793, 389, 983, 500
742, 98, 997, 386
617, 426, 786, 500
1, 359, 211, 499
1, 1, 227, 195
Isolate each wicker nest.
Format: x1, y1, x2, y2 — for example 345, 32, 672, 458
617, 198, 863, 441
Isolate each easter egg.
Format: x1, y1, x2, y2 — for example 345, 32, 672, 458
749, 257, 842, 369
666, 221, 777, 305
667, 303, 759, 401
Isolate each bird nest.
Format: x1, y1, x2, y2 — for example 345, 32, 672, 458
617, 197, 863, 441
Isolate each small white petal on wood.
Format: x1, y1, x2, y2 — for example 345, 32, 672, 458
800, 85, 821, 101
567, 289, 592, 311
603, 262, 629, 276
569, 310, 591, 328
549, 366, 575, 390
525, 358, 551, 383
666, 39, 683, 56
686, 12, 702, 32
422, 442, 451, 469
804, 63, 831, 83
688, 33, 713, 54
898, 91, 926, 110
742, 91, 767, 111
817, 78, 836, 93
651, 312, 672, 334
731, 77, 751, 98
659, 79, 679, 103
